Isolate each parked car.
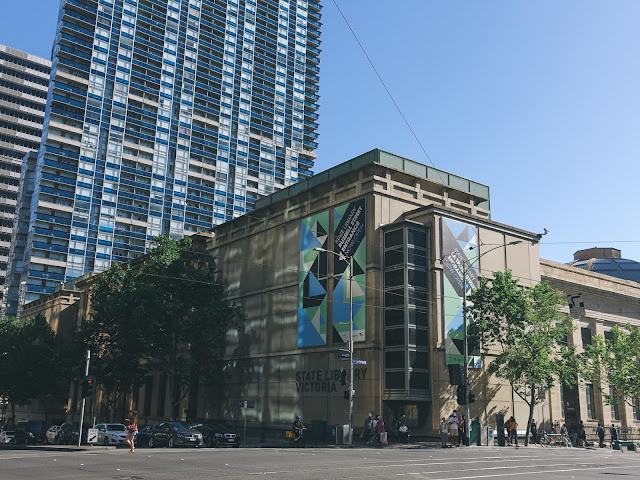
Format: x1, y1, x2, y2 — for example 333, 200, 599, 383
95, 423, 128, 446
0, 430, 15, 444
148, 421, 203, 448
56, 422, 88, 445
14, 420, 46, 444
45, 425, 61, 444
134, 425, 152, 448
189, 422, 240, 448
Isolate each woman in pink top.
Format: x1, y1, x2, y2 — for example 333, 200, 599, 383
125, 409, 138, 453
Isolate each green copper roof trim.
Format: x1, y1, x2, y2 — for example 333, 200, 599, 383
254, 148, 491, 211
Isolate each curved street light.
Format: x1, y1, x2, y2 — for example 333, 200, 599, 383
313, 246, 355, 447
445, 239, 525, 445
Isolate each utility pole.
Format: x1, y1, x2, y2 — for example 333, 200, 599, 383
348, 255, 354, 447
78, 350, 90, 447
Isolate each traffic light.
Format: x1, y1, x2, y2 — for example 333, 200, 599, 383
81, 376, 96, 398
468, 390, 476, 404
456, 384, 467, 405
340, 367, 347, 386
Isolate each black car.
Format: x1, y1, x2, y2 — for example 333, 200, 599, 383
134, 425, 152, 448
190, 423, 240, 448
148, 421, 203, 448
56, 422, 88, 445
14, 420, 46, 444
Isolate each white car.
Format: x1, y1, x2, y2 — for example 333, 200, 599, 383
95, 423, 128, 446
0, 430, 15, 443
45, 425, 60, 444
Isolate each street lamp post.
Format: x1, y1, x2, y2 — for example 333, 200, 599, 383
456, 240, 523, 445
314, 247, 354, 447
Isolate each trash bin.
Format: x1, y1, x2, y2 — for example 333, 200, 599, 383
496, 414, 505, 447
311, 420, 327, 444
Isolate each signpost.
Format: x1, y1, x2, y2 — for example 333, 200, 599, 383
87, 428, 98, 444
338, 353, 350, 360
229, 398, 255, 444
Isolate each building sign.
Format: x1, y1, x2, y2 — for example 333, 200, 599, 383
298, 211, 330, 347
332, 198, 366, 344
441, 218, 479, 365
298, 198, 367, 348
295, 367, 368, 393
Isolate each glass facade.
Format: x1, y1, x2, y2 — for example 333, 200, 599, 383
8, 0, 321, 308
0, 45, 50, 309
383, 224, 430, 398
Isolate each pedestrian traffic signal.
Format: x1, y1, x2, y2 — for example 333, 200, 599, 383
81, 376, 96, 398
456, 384, 467, 405
340, 367, 347, 386
468, 390, 476, 404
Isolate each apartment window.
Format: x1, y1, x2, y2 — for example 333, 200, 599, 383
585, 384, 597, 420
581, 327, 592, 346
610, 386, 620, 420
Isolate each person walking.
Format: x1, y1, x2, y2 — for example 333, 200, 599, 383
610, 424, 618, 447
570, 423, 578, 447
448, 411, 459, 447
505, 417, 512, 446
292, 415, 306, 447
560, 423, 571, 447
458, 415, 465, 445
596, 423, 605, 448
395, 414, 408, 443
371, 415, 378, 443
375, 416, 386, 446
440, 417, 449, 448
530, 419, 537, 445
507, 416, 518, 447
125, 409, 138, 453
363, 413, 373, 444
577, 421, 585, 447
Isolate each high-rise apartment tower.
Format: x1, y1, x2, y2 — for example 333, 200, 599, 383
5, 0, 321, 312
0, 45, 51, 308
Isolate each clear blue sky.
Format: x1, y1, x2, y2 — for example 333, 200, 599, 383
2, 1, 639, 265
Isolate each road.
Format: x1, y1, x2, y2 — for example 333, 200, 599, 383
1, 444, 639, 480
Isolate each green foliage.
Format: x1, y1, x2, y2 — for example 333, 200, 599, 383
581, 324, 640, 407
0, 315, 61, 427
467, 270, 577, 445
85, 235, 244, 420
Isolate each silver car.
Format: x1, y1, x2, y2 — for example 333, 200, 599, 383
0, 430, 15, 443
45, 425, 60, 444
95, 423, 128, 446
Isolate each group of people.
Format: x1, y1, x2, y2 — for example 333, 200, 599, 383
439, 410, 467, 447
363, 413, 387, 445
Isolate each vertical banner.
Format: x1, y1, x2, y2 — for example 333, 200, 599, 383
298, 211, 330, 347
441, 218, 479, 366
332, 198, 367, 344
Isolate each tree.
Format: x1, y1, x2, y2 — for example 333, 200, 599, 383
467, 270, 577, 446
0, 315, 60, 428
581, 324, 640, 417
81, 262, 149, 421
87, 236, 244, 420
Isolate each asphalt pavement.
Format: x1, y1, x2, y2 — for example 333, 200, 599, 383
1, 443, 639, 480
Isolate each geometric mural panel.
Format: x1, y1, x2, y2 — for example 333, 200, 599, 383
441, 217, 478, 365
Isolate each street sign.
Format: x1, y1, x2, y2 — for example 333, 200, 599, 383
229, 398, 255, 408
338, 353, 350, 360
87, 428, 98, 444
352, 360, 367, 365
